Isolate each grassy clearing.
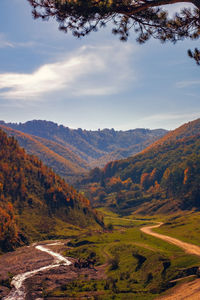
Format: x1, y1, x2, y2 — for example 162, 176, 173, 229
43, 211, 200, 299
17, 210, 88, 243
98, 207, 162, 227
154, 211, 200, 246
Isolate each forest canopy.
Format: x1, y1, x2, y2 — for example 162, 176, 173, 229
28, 0, 200, 64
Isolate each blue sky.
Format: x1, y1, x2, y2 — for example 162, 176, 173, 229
0, 0, 199, 130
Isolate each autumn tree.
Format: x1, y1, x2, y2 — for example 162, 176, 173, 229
0, 202, 18, 251
140, 172, 150, 190
28, 0, 200, 64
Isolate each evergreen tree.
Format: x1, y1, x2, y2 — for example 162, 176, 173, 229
28, 0, 200, 63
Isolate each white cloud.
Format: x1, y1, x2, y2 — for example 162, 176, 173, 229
76, 87, 117, 96
0, 43, 136, 100
0, 33, 37, 49
136, 112, 200, 129
176, 80, 200, 88
140, 112, 200, 122
0, 34, 14, 48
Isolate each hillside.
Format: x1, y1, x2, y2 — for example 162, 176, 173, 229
0, 120, 167, 171
77, 118, 200, 215
0, 129, 103, 253
142, 118, 200, 153
0, 125, 88, 183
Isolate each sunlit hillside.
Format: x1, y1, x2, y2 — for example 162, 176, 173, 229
78, 118, 200, 215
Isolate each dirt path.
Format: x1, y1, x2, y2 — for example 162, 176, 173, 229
141, 223, 200, 300
141, 222, 200, 256
157, 278, 200, 300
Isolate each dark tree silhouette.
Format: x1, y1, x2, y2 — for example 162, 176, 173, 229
28, 0, 200, 63
188, 48, 200, 64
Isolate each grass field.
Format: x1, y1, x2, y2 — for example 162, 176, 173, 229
154, 211, 200, 246
43, 208, 200, 299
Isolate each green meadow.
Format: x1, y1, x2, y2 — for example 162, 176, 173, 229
154, 211, 200, 246
44, 210, 200, 299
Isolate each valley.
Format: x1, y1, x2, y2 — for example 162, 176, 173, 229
0, 118, 200, 299
78, 118, 200, 215
1, 213, 200, 299
1, 0, 200, 297
0, 120, 167, 184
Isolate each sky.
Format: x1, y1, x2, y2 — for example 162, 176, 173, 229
0, 0, 199, 131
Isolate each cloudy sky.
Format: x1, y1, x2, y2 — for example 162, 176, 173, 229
0, 0, 199, 130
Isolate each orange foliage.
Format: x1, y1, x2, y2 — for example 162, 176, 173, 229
162, 168, 170, 181
0, 202, 18, 250
0, 129, 100, 242
107, 177, 123, 192
140, 173, 150, 189
0, 183, 3, 193
154, 180, 160, 190
149, 168, 157, 183
108, 177, 122, 185
183, 168, 189, 184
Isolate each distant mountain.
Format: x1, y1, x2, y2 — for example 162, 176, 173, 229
0, 120, 167, 182
78, 118, 200, 215
0, 129, 103, 252
0, 125, 88, 183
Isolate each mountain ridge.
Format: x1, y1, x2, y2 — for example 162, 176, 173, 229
0, 125, 88, 183
142, 118, 200, 153
0, 120, 167, 182
77, 118, 200, 215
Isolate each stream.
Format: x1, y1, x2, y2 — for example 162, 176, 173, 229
3, 242, 71, 300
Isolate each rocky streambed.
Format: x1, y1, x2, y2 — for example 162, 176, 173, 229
0, 241, 105, 300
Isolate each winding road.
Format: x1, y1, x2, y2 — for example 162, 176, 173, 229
140, 222, 200, 300
140, 222, 200, 256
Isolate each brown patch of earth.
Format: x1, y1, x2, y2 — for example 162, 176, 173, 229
157, 278, 200, 300
0, 240, 106, 299
25, 263, 106, 299
0, 243, 54, 298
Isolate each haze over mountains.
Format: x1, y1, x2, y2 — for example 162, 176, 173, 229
0, 120, 167, 183
78, 118, 200, 215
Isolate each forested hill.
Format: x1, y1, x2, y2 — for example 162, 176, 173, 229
0, 120, 167, 170
0, 130, 103, 253
78, 118, 200, 215
142, 118, 200, 153
0, 125, 88, 183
